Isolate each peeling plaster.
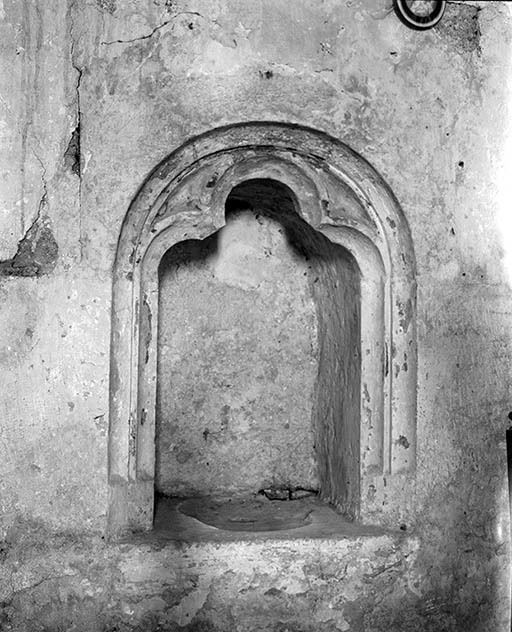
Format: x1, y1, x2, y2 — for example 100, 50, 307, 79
0, 156, 58, 276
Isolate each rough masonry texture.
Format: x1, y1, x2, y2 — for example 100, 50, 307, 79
0, 0, 511, 630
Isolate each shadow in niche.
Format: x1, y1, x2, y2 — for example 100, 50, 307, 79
153, 178, 362, 537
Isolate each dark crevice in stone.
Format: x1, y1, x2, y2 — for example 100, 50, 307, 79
258, 486, 319, 501
64, 124, 81, 176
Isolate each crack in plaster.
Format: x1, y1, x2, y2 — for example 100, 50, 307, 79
69, 0, 83, 259
101, 11, 202, 45
30, 150, 47, 225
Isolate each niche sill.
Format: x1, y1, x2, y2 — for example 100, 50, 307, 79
150, 495, 402, 543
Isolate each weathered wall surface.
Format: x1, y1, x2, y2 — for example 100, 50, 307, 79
1, 0, 512, 629
0, 523, 419, 632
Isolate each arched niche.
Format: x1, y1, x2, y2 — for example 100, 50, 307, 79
107, 123, 417, 536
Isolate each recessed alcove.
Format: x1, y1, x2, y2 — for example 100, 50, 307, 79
154, 179, 361, 531
107, 123, 417, 537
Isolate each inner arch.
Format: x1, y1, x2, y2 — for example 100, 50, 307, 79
155, 179, 361, 520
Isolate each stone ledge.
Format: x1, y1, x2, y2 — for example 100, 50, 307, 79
0, 515, 419, 632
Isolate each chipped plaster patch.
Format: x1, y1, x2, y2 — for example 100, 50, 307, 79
168, 576, 212, 626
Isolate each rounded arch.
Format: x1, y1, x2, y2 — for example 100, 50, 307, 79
107, 122, 417, 535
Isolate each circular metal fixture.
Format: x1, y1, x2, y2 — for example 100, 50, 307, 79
394, 0, 446, 30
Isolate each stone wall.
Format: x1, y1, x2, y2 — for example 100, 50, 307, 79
1, 0, 511, 629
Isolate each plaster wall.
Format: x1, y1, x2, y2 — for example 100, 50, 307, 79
0, 0, 512, 629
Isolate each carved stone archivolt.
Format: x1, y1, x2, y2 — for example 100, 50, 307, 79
108, 123, 417, 535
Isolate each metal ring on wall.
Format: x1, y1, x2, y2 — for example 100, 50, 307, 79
394, 0, 446, 30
